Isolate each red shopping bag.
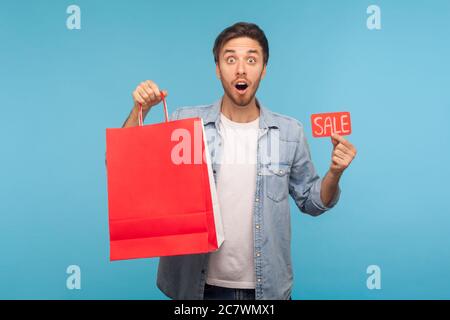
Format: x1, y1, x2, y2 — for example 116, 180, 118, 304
105, 95, 223, 261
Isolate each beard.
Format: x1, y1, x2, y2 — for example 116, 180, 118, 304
220, 70, 264, 107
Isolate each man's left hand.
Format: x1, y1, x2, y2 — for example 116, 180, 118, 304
330, 133, 357, 176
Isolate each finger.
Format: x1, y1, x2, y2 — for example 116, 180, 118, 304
147, 81, 161, 101
161, 90, 168, 98
335, 139, 356, 155
133, 91, 145, 105
140, 87, 154, 102
334, 149, 347, 160
337, 144, 357, 159
335, 152, 352, 165
141, 82, 154, 98
332, 156, 343, 165
331, 136, 339, 148
331, 133, 354, 149
141, 84, 156, 102
336, 143, 352, 155
139, 90, 152, 107
137, 88, 151, 104
332, 156, 347, 167
143, 81, 157, 101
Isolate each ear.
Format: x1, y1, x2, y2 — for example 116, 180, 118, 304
261, 64, 267, 80
215, 63, 221, 79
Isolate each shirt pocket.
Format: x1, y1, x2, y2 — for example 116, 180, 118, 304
265, 163, 291, 202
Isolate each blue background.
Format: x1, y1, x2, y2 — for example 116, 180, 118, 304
1, 0, 449, 299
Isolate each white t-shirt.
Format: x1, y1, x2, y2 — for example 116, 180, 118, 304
206, 112, 260, 289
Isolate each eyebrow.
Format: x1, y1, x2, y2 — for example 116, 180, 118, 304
223, 49, 260, 56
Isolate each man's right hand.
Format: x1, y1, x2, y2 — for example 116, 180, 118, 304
132, 80, 168, 112
123, 80, 168, 128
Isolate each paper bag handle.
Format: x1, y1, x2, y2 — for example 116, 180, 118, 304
138, 92, 169, 126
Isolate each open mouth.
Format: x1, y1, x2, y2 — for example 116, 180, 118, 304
234, 81, 249, 93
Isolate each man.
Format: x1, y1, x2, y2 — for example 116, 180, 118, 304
122, 22, 357, 300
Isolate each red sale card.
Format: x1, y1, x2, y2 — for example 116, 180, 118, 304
310, 112, 352, 138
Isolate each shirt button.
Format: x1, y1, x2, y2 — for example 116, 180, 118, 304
257, 278, 262, 282
279, 170, 284, 174
258, 172, 262, 176
256, 252, 261, 257
255, 198, 259, 202
256, 224, 260, 229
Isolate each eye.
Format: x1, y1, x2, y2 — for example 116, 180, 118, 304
248, 57, 256, 64
226, 56, 236, 64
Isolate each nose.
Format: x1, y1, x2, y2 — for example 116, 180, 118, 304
236, 59, 246, 77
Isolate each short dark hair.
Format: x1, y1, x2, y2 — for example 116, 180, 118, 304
213, 22, 269, 65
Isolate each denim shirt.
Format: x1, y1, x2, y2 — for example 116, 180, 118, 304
157, 97, 341, 300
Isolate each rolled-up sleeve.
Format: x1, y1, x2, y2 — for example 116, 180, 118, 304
288, 122, 341, 216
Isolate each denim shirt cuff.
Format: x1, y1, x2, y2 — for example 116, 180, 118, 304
311, 177, 341, 211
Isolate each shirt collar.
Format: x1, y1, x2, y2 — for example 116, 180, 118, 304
203, 96, 279, 129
